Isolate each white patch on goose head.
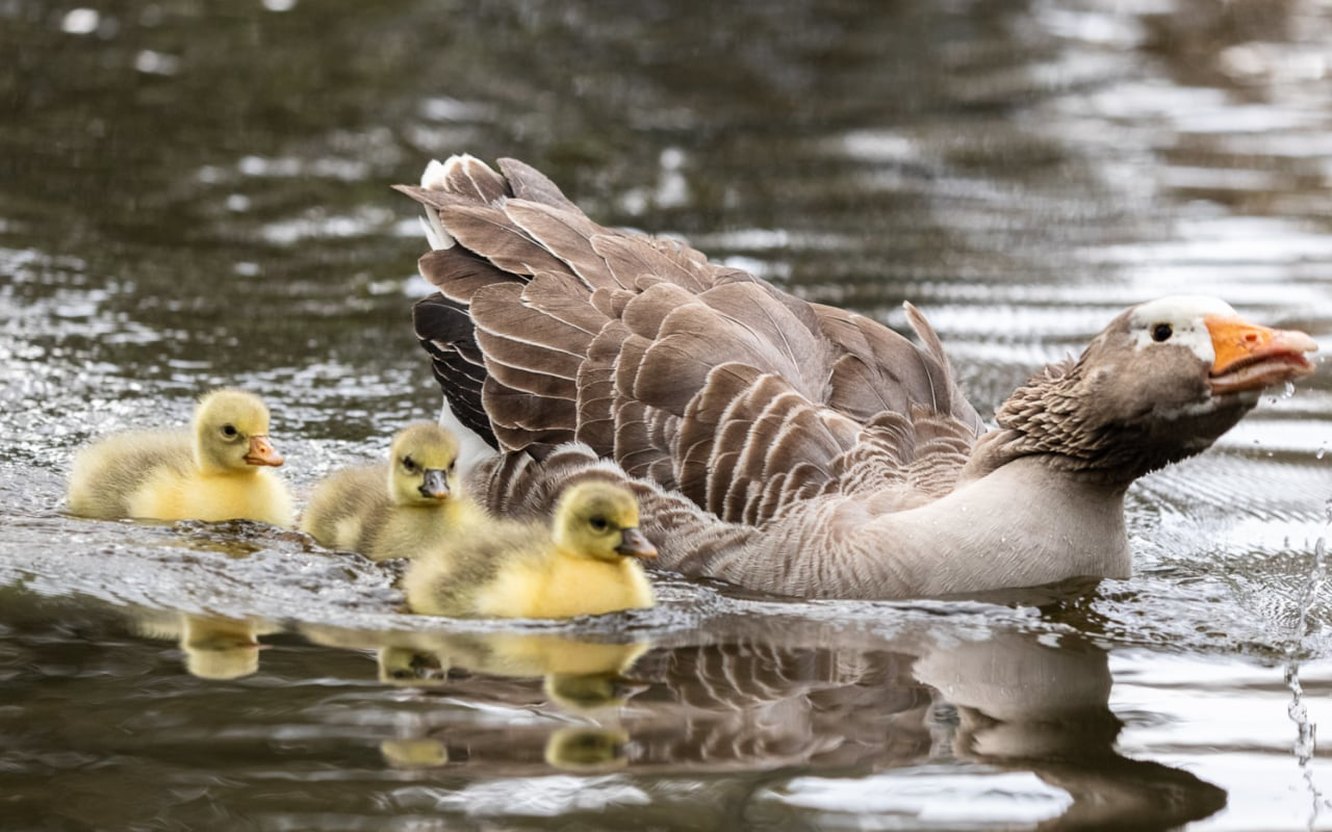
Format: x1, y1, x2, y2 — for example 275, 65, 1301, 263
1128, 295, 1237, 364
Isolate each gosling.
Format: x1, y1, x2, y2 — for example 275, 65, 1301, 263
67, 389, 293, 526
301, 423, 477, 561
403, 480, 658, 619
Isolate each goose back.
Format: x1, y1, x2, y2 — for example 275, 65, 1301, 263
401, 156, 983, 525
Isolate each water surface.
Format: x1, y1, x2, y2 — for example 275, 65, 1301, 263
2, 1, 1331, 829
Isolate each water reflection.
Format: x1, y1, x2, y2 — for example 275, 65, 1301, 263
0, 586, 1238, 827
913, 634, 1226, 830
304, 625, 649, 774
79, 602, 1223, 828
128, 610, 270, 680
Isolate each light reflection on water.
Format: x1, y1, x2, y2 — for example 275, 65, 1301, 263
2, 0, 1331, 828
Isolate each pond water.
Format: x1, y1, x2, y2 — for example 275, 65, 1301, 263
2, 0, 1331, 829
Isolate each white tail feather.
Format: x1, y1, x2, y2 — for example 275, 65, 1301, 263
437, 396, 496, 477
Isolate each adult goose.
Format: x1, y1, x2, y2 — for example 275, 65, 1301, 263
395, 155, 1319, 600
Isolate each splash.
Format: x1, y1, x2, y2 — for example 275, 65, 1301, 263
1284, 501, 1331, 829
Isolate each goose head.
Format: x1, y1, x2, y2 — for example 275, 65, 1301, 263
552, 482, 658, 562
387, 423, 460, 506
989, 296, 1318, 483
193, 389, 283, 474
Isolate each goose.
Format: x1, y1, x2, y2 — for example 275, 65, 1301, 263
396, 154, 1320, 600
402, 480, 658, 618
301, 422, 478, 560
67, 389, 294, 526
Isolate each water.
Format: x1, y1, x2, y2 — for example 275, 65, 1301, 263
3, 0, 1332, 828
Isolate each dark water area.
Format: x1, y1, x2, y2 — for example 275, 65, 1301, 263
2, 1, 1331, 829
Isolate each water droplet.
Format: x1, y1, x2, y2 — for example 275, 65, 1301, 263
1282, 381, 1296, 399
1317, 445, 1326, 461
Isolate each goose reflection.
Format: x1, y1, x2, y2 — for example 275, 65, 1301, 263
913, 632, 1227, 831
300, 617, 1226, 827
613, 623, 1227, 831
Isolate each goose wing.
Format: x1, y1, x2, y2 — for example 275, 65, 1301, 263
400, 155, 982, 523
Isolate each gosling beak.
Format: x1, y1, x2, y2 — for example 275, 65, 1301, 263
243, 435, 284, 467
1205, 315, 1319, 395
418, 469, 450, 500
614, 527, 657, 559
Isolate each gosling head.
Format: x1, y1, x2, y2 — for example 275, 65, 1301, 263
193, 389, 283, 474
552, 481, 657, 562
387, 423, 460, 507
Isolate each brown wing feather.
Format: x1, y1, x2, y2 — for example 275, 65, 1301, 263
590, 234, 715, 292
506, 201, 621, 292
400, 156, 985, 529
417, 249, 523, 305
412, 293, 497, 449
435, 203, 572, 278
675, 363, 763, 509
496, 157, 585, 214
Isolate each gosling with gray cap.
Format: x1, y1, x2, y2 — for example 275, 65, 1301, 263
302, 423, 478, 560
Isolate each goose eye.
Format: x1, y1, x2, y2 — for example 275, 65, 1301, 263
589, 516, 608, 532
402, 456, 417, 473
1151, 323, 1173, 342
221, 424, 238, 438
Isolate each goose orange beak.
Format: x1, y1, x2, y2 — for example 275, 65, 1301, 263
1205, 316, 1318, 395
615, 527, 657, 559
243, 435, 284, 467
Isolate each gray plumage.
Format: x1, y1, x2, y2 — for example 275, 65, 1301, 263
402, 156, 1318, 599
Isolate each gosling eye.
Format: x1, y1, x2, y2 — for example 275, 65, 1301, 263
448, 461, 457, 473
1151, 323, 1173, 343
589, 516, 609, 532
401, 456, 418, 474
221, 424, 239, 439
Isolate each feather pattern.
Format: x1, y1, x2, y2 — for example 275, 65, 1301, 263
412, 293, 497, 449
400, 156, 1301, 599
398, 154, 982, 523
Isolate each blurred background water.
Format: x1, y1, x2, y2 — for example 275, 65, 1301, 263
2, 1, 1331, 829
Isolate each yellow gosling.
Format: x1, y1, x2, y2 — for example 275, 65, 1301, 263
67, 389, 293, 526
301, 423, 479, 561
403, 481, 657, 619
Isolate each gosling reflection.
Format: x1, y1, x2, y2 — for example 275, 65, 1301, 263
380, 737, 448, 769
300, 625, 648, 773
382, 632, 646, 773
128, 611, 269, 680
373, 631, 649, 710
377, 645, 449, 687
544, 726, 629, 773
